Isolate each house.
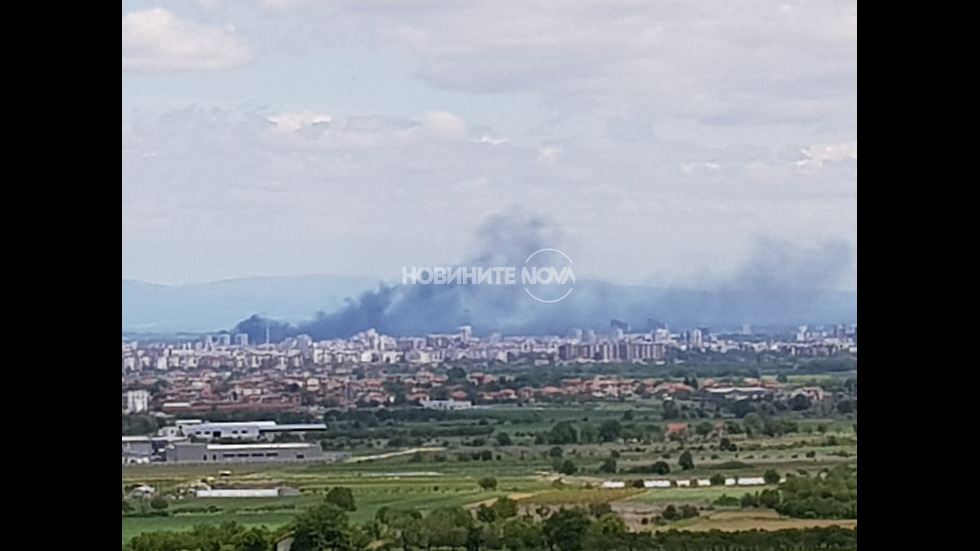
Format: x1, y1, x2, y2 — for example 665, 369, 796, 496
601, 481, 625, 489
666, 424, 689, 436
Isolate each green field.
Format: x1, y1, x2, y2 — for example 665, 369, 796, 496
123, 395, 857, 545
626, 485, 778, 503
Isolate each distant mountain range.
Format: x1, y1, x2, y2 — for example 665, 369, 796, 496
122, 275, 383, 333
123, 275, 856, 338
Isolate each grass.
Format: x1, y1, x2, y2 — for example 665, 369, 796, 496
122, 473, 548, 544
646, 510, 858, 533
626, 485, 777, 503
122, 403, 857, 544
522, 488, 645, 505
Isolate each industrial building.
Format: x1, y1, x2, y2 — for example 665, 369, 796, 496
163, 420, 327, 441
163, 441, 348, 463
123, 435, 189, 464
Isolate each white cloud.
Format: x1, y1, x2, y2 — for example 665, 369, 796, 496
122, 8, 253, 72
476, 136, 508, 145
797, 142, 857, 169
269, 111, 332, 136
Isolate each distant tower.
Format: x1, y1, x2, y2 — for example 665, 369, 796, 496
690, 328, 703, 348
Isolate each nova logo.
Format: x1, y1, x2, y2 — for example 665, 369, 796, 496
400, 248, 575, 303
522, 249, 575, 303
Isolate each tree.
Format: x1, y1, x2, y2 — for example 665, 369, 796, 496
598, 420, 622, 443
836, 400, 855, 414
234, 526, 272, 551
325, 487, 357, 512
478, 476, 498, 490
549, 446, 564, 458
543, 508, 592, 551
759, 488, 780, 509
719, 437, 738, 452
579, 424, 598, 444
447, 366, 468, 383
598, 457, 617, 474
743, 413, 764, 435
694, 422, 713, 438
491, 496, 519, 519
587, 513, 627, 539
496, 431, 513, 446
710, 474, 726, 486
290, 502, 356, 551
776, 373, 789, 383
622, 409, 635, 421
789, 394, 812, 411
558, 460, 578, 475
651, 461, 670, 475
549, 421, 578, 445
662, 401, 680, 420
476, 504, 497, 524
764, 469, 781, 485
724, 420, 744, 435
678, 450, 695, 471
149, 496, 168, 510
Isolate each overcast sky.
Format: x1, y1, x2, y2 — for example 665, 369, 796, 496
122, 0, 857, 291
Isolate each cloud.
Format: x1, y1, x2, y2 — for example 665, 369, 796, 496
797, 142, 857, 169
269, 111, 332, 136
122, 104, 855, 289
122, 8, 253, 72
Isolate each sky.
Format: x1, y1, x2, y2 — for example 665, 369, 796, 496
122, 0, 857, 291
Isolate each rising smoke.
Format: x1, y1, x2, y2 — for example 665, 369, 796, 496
233, 212, 856, 341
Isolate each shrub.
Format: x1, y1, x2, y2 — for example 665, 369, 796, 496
478, 476, 498, 490
149, 496, 169, 510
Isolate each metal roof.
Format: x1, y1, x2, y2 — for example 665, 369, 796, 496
205, 443, 316, 450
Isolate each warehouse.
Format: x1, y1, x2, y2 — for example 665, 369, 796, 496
165, 441, 325, 463
174, 420, 327, 441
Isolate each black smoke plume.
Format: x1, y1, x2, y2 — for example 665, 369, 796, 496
233, 213, 855, 341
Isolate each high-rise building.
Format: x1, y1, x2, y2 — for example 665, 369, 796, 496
123, 390, 150, 413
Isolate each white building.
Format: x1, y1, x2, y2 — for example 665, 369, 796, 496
643, 480, 671, 489
420, 399, 472, 410
123, 390, 150, 413
601, 481, 625, 489
737, 477, 766, 486
195, 488, 280, 498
